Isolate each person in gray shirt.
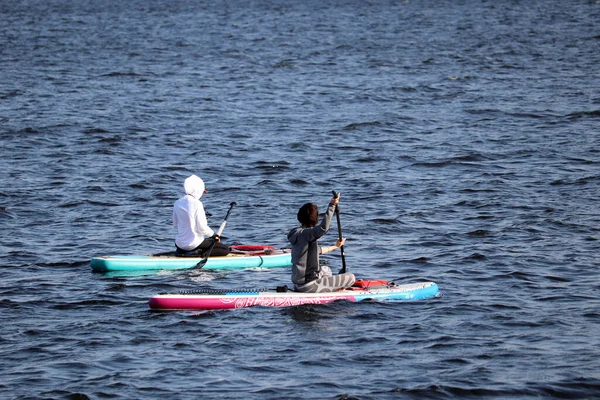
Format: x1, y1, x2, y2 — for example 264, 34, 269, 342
287, 193, 355, 293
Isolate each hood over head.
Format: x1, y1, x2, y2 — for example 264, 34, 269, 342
287, 227, 302, 245
183, 174, 207, 199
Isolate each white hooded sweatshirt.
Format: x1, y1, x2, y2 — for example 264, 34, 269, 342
173, 175, 215, 250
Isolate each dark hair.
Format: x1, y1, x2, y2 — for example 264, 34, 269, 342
297, 203, 319, 227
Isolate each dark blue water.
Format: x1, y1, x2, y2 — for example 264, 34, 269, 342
1, 0, 599, 398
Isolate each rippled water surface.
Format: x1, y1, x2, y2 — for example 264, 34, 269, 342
1, 0, 599, 399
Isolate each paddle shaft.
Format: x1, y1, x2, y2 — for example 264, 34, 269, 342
196, 201, 236, 268
332, 190, 347, 274
216, 204, 235, 237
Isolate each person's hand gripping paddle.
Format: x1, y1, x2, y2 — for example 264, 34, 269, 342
195, 202, 236, 269
331, 190, 347, 274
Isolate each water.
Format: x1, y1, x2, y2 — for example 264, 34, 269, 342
1, 0, 599, 398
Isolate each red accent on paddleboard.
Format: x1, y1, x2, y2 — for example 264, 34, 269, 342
353, 279, 389, 288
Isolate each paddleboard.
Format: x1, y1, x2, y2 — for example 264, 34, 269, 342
148, 281, 439, 311
91, 246, 291, 272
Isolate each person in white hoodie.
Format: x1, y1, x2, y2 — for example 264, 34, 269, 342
173, 174, 229, 257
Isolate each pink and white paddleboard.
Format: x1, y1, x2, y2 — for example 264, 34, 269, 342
148, 281, 439, 311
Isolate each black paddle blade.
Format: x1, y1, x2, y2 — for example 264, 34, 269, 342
194, 246, 214, 269
195, 258, 208, 269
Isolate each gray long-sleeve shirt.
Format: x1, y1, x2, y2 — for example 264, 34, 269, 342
287, 203, 336, 285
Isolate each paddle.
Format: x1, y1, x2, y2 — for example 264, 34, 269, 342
331, 190, 347, 274
195, 201, 237, 269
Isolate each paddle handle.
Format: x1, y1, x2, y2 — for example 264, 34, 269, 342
332, 190, 347, 274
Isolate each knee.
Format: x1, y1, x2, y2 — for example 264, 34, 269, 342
346, 273, 356, 286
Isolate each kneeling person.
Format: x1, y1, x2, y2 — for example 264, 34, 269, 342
173, 174, 230, 257
287, 193, 355, 292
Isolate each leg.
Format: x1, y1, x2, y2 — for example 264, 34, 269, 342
295, 273, 356, 293
195, 239, 230, 257
208, 241, 230, 257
